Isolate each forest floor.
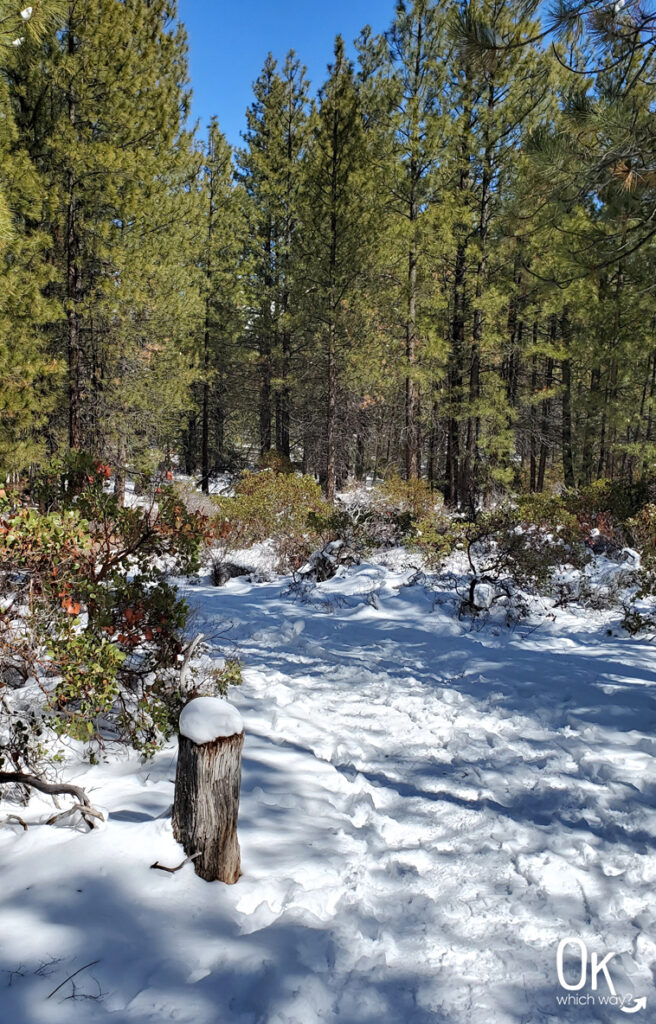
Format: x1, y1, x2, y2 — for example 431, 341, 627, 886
1, 548, 656, 1023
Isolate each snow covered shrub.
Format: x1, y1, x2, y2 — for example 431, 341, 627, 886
210, 560, 250, 586
565, 478, 651, 548
174, 481, 219, 519
621, 505, 656, 634
376, 476, 438, 521
0, 464, 216, 765
459, 497, 587, 615
338, 476, 442, 549
297, 539, 361, 582
411, 512, 464, 568
213, 469, 334, 571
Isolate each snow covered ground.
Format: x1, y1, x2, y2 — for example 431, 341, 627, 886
2, 553, 656, 1023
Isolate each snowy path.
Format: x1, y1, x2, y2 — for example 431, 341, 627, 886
2, 560, 656, 1023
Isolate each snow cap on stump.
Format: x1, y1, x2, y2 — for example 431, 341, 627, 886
179, 697, 243, 746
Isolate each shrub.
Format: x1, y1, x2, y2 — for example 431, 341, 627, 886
515, 493, 582, 542
625, 502, 656, 557
213, 469, 334, 570
458, 498, 588, 614
1, 462, 222, 765
257, 450, 296, 475
334, 476, 443, 550
411, 512, 464, 568
621, 504, 656, 635
564, 478, 652, 544
376, 475, 438, 521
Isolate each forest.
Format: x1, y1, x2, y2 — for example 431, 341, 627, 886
1, 0, 655, 506
2, 2, 656, 1021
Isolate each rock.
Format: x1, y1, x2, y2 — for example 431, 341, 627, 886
1, 663, 26, 689
211, 561, 251, 587
473, 582, 495, 610
619, 547, 640, 568
299, 540, 360, 582
586, 533, 622, 558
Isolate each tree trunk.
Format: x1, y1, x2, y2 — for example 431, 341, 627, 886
580, 365, 600, 485
529, 333, 538, 491
326, 319, 337, 501
66, 19, 82, 452
259, 222, 274, 456
276, 328, 291, 459
172, 728, 244, 885
201, 153, 216, 493
201, 370, 210, 494
445, 240, 466, 505
114, 437, 126, 507
184, 411, 197, 476
405, 185, 419, 481
354, 410, 365, 480
537, 345, 555, 492
324, 100, 340, 504
560, 308, 575, 489
462, 81, 494, 510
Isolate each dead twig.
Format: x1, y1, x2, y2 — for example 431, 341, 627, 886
0, 772, 103, 830
0, 771, 91, 806
180, 633, 204, 694
5, 814, 28, 830
46, 803, 104, 827
150, 851, 201, 874
47, 960, 100, 999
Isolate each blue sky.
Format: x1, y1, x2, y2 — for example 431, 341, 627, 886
177, 0, 391, 147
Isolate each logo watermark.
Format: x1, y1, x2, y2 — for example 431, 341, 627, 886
556, 937, 647, 1014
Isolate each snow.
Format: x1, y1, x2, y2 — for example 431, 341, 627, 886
1, 554, 656, 1022
473, 581, 495, 609
179, 697, 243, 744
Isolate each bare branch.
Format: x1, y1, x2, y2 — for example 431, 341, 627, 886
150, 851, 201, 873
47, 961, 101, 1000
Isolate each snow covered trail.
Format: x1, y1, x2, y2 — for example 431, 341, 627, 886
2, 560, 656, 1023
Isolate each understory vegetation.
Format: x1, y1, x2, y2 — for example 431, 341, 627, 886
0, 459, 242, 781
2, 454, 656, 811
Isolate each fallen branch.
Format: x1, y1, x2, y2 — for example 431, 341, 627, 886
46, 803, 104, 827
0, 772, 103, 830
0, 771, 90, 805
150, 851, 201, 874
5, 814, 28, 830
47, 960, 100, 1000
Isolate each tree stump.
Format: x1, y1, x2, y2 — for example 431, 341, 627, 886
172, 697, 244, 884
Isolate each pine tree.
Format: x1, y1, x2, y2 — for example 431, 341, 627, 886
300, 37, 378, 499
359, 0, 451, 480
439, 0, 554, 507
196, 117, 246, 491
237, 51, 309, 460
0, 0, 62, 475
11, 0, 203, 491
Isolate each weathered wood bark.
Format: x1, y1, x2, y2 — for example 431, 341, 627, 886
560, 308, 575, 489
0, 772, 102, 829
201, 149, 216, 495
172, 729, 244, 884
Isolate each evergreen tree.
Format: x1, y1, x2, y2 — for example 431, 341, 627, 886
195, 117, 246, 491
440, 0, 554, 507
237, 51, 309, 459
359, 0, 451, 480
300, 37, 378, 499
0, 0, 62, 475
11, 0, 203, 492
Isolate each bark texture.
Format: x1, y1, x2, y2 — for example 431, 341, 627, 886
172, 729, 244, 884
